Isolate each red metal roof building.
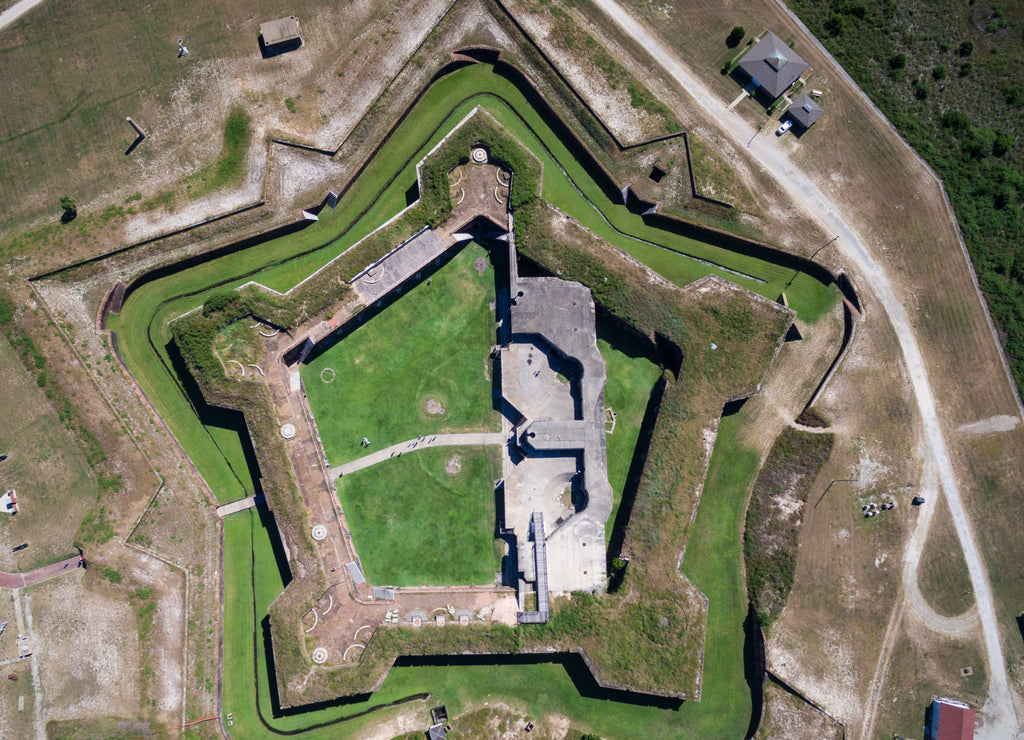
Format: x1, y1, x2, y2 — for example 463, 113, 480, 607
925, 697, 975, 740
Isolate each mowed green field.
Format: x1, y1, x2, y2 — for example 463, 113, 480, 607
337, 446, 501, 586
110, 62, 837, 737
598, 329, 664, 543
679, 409, 763, 737
302, 243, 499, 466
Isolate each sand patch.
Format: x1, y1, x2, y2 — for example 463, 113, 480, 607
445, 455, 461, 475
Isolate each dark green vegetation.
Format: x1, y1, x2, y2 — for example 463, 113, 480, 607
336, 447, 501, 586
189, 107, 251, 196
112, 60, 829, 737
743, 427, 834, 627
790, 0, 1024, 389
59, 195, 77, 221
302, 243, 499, 466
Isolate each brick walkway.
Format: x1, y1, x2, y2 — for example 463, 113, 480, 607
0, 555, 84, 589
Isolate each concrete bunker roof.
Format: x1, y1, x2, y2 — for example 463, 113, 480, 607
260, 16, 301, 47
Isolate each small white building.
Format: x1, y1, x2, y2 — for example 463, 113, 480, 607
1, 489, 18, 515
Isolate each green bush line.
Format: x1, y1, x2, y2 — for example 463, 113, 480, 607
742, 427, 834, 627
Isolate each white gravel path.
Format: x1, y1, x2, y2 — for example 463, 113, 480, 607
591, 0, 1022, 736
0, 0, 45, 33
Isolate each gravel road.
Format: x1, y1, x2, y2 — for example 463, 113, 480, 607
0, 0, 46, 33
591, 0, 1022, 736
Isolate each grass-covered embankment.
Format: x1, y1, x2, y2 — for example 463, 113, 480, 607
743, 426, 835, 627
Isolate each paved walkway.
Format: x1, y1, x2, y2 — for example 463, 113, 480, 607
331, 432, 507, 477
0, 555, 84, 589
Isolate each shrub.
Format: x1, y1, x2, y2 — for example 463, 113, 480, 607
993, 129, 1013, 157
824, 13, 844, 36
1003, 85, 1024, 108
932, 65, 947, 81
959, 39, 974, 57
963, 128, 995, 160
888, 52, 907, 70
727, 26, 745, 47
940, 110, 972, 133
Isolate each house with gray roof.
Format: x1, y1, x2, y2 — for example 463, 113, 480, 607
737, 31, 808, 100
787, 93, 824, 129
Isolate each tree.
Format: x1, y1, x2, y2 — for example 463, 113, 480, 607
59, 195, 77, 223
727, 26, 745, 48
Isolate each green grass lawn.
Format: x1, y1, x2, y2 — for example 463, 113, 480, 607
337, 446, 501, 586
679, 409, 763, 738
598, 328, 664, 543
224, 505, 700, 740
302, 242, 499, 465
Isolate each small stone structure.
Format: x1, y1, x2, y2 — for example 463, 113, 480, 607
786, 92, 824, 130
260, 16, 302, 54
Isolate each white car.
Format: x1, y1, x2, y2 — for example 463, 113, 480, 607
776, 119, 793, 136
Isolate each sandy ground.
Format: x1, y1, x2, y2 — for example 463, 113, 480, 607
26, 575, 141, 726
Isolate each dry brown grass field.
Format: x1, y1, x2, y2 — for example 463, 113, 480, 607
0, 0, 449, 258
1, 0, 1022, 736
0, 332, 93, 572
918, 494, 976, 618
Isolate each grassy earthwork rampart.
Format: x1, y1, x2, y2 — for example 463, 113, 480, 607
111, 60, 837, 736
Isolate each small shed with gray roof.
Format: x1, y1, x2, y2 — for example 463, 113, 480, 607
737, 31, 808, 100
787, 93, 824, 129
